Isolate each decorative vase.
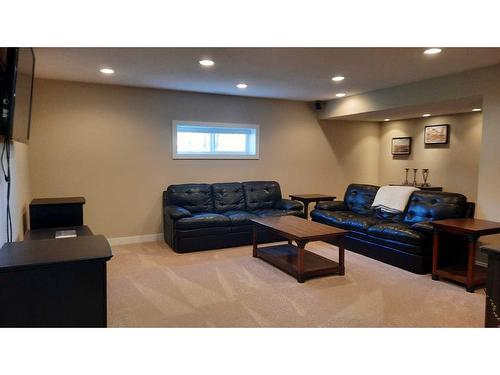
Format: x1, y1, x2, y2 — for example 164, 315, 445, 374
422, 169, 430, 187
412, 168, 418, 186
403, 168, 410, 185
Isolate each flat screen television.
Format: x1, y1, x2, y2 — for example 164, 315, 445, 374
0, 47, 35, 143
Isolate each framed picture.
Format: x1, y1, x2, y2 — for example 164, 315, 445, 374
391, 137, 411, 155
424, 124, 449, 145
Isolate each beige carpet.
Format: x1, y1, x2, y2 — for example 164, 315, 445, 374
107, 240, 485, 327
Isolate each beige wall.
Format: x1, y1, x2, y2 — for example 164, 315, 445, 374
29, 79, 380, 238
0, 140, 31, 243
378, 112, 482, 201
319, 63, 500, 222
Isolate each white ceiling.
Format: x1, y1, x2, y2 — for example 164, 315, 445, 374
34, 48, 500, 101
334, 96, 483, 122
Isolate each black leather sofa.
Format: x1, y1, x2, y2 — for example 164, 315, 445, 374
163, 181, 304, 253
310, 184, 475, 274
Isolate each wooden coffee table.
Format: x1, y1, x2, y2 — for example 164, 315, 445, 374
251, 215, 347, 283
289, 194, 336, 219
431, 218, 500, 292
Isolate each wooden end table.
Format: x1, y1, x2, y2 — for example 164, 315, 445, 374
389, 184, 443, 191
251, 215, 347, 283
431, 218, 500, 293
289, 194, 336, 219
25, 225, 93, 240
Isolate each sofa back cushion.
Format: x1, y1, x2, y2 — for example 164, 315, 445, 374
211, 182, 246, 213
343, 184, 380, 216
243, 181, 282, 211
403, 191, 468, 224
165, 183, 213, 213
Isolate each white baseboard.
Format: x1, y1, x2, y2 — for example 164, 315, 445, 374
107, 233, 163, 246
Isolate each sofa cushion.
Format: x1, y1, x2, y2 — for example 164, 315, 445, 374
310, 210, 384, 232
344, 184, 379, 215
176, 213, 230, 229
274, 199, 303, 211
252, 208, 303, 218
403, 191, 467, 224
164, 205, 192, 220
367, 223, 425, 246
373, 207, 405, 223
222, 210, 259, 226
212, 183, 246, 213
243, 181, 282, 211
165, 184, 213, 213
315, 201, 347, 211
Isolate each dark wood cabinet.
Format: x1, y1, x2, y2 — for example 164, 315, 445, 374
0, 235, 112, 327
481, 242, 500, 328
29, 197, 85, 229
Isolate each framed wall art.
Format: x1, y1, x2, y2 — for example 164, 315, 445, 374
391, 137, 412, 155
424, 124, 449, 145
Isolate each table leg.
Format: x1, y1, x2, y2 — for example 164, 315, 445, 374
432, 231, 440, 280
466, 235, 477, 293
338, 245, 345, 276
296, 240, 307, 283
303, 202, 310, 219
252, 225, 258, 257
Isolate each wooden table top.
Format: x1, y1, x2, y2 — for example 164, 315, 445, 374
30, 196, 86, 206
289, 194, 336, 200
25, 225, 93, 241
432, 218, 500, 235
0, 235, 112, 272
251, 215, 346, 241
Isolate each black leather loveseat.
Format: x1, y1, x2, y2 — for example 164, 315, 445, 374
310, 184, 475, 274
163, 181, 304, 253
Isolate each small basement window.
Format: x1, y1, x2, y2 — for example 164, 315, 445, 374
172, 121, 259, 159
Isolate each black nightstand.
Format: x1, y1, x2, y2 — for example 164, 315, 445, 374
29, 196, 85, 229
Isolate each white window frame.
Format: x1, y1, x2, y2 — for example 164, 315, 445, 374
172, 120, 260, 160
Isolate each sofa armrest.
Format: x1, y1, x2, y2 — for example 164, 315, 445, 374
164, 205, 192, 220
315, 200, 346, 211
274, 199, 303, 211
411, 221, 434, 234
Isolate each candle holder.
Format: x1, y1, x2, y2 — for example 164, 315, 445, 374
403, 168, 410, 185
412, 168, 418, 186
422, 169, 430, 187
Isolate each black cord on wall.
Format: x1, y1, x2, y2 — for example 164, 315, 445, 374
1, 51, 13, 242
1, 137, 12, 242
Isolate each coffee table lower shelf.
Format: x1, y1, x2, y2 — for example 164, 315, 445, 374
254, 244, 341, 283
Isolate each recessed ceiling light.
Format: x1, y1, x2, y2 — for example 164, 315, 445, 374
236, 83, 248, 89
99, 68, 114, 74
332, 76, 345, 82
384, 118, 391, 122
336, 93, 346, 98
199, 59, 214, 67
422, 113, 431, 117
472, 108, 482, 112
424, 48, 442, 55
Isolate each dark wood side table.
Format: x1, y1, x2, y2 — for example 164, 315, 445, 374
389, 184, 443, 191
431, 218, 500, 292
289, 194, 336, 219
251, 215, 347, 283
25, 225, 93, 240
0, 235, 112, 327
30, 196, 86, 229
480, 241, 500, 327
